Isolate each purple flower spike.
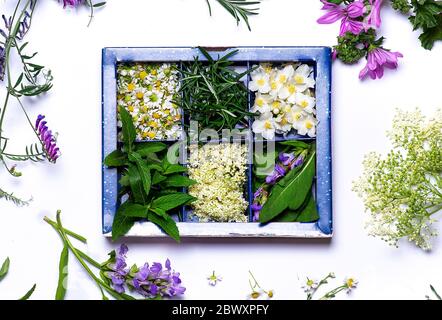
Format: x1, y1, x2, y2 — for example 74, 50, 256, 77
251, 203, 263, 211
253, 210, 261, 222
253, 187, 263, 199
367, 0, 383, 28
359, 47, 403, 80
35, 115, 61, 163
279, 152, 295, 166
60, 0, 83, 8
317, 0, 365, 36
290, 154, 305, 170
265, 164, 286, 185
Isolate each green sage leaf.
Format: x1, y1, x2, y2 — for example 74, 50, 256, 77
111, 201, 137, 241
127, 163, 148, 204
135, 142, 167, 156
0, 257, 10, 281
104, 150, 127, 167
55, 244, 69, 300
151, 193, 196, 212
122, 203, 149, 218
162, 175, 196, 188
147, 210, 180, 242
119, 107, 136, 152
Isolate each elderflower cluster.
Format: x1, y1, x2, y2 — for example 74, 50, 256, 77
353, 109, 442, 250
249, 63, 317, 140
117, 63, 182, 140
188, 143, 249, 222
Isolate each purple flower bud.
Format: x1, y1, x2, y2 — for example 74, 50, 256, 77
279, 152, 295, 166
35, 115, 60, 163
253, 187, 263, 199
251, 203, 262, 211
253, 210, 261, 222
290, 154, 305, 170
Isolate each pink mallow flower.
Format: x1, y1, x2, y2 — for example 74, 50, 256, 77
317, 0, 365, 36
367, 0, 383, 28
359, 47, 403, 80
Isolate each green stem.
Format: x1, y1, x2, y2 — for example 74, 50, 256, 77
44, 216, 87, 244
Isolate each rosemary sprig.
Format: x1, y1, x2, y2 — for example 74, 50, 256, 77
206, 0, 260, 30
180, 47, 256, 132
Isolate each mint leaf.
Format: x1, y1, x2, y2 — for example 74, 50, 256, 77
127, 163, 148, 204
111, 201, 137, 240
121, 203, 149, 218
162, 175, 196, 188
129, 153, 152, 198
418, 15, 442, 49
104, 150, 127, 167
135, 142, 167, 156
118, 107, 136, 152
152, 171, 167, 185
147, 210, 180, 242
151, 193, 195, 211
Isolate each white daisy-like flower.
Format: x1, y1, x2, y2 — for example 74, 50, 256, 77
252, 112, 276, 140
295, 92, 316, 114
251, 93, 272, 114
302, 278, 319, 293
344, 277, 358, 293
249, 71, 271, 93
278, 82, 298, 101
293, 64, 315, 92
207, 271, 222, 286
296, 113, 317, 137
275, 114, 292, 133
275, 65, 294, 85
287, 105, 305, 125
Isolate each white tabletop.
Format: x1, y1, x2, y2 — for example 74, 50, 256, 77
0, 0, 441, 300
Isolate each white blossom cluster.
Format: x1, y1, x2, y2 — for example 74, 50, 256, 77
117, 63, 182, 140
188, 143, 249, 222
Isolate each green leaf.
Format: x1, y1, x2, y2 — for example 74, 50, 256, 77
111, 201, 137, 241
260, 151, 316, 223
135, 142, 167, 156
104, 150, 127, 167
122, 203, 149, 218
119, 107, 136, 152
93, 1, 106, 7
55, 244, 69, 300
127, 164, 148, 204
19, 284, 36, 300
0, 257, 10, 281
278, 140, 310, 149
418, 15, 442, 49
151, 193, 196, 211
162, 159, 187, 175
129, 153, 152, 197
147, 210, 180, 242
162, 175, 197, 188
295, 192, 319, 222
152, 171, 167, 185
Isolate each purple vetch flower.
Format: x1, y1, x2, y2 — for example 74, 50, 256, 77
0, 45, 5, 82
317, 0, 365, 36
359, 47, 403, 80
367, 0, 383, 28
278, 152, 295, 166
107, 244, 129, 294
290, 153, 305, 170
35, 115, 61, 163
265, 164, 286, 185
60, 0, 84, 8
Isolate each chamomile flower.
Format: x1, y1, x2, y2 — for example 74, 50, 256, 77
249, 71, 271, 93
252, 112, 276, 140
302, 278, 319, 293
295, 92, 316, 114
344, 277, 358, 293
207, 271, 222, 286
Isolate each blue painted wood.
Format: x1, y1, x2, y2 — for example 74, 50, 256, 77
102, 47, 332, 237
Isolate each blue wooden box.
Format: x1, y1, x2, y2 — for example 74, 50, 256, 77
102, 47, 332, 238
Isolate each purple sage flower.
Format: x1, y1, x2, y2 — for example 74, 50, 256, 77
265, 164, 286, 185
359, 47, 403, 80
252, 210, 261, 222
279, 152, 295, 166
35, 115, 60, 163
317, 0, 365, 36
251, 203, 262, 211
367, 0, 383, 28
60, 0, 84, 8
107, 244, 129, 294
290, 153, 305, 170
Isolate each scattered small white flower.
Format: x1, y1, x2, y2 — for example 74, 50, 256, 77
344, 277, 358, 293
207, 271, 222, 286
302, 278, 319, 293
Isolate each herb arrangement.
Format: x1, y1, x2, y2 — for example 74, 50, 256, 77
250, 63, 317, 139
353, 109, 441, 250
104, 107, 196, 241
318, 0, 442, 80
253, 141, 319, 223
180, 48, 255, 132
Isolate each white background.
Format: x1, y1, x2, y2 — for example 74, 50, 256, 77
1, 0, 441, 300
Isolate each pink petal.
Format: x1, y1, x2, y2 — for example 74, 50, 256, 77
317, 9, 345, 24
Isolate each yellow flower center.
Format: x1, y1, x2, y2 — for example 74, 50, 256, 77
127, 83, 135, 91
139, 71, 148, 80
264, 121, 273, 129
295, 75, 304, 84
256, 98, 264, 107
147, 132, 156, 139
300, 100, 309, 108
294, 112, 302, 121
148, 121, 158, 128
272, 101, 280, 109
127, 105, 134, 112
280, 118, 288, 125
151, 69, 157, 76
257, 78, 265, 86
305, 121, 313, 129
288, 84, 296, 94
346, 279, 354, 287
278, 74, 287, 83
267, 290, 274, 298
307, 279, 314, 286
136, 92, 144, 99
271, 81, 278, 90
153, 113, 161, 119
251, 292, 261, 299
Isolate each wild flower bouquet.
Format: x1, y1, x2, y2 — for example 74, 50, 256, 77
318, 0, 442, 80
